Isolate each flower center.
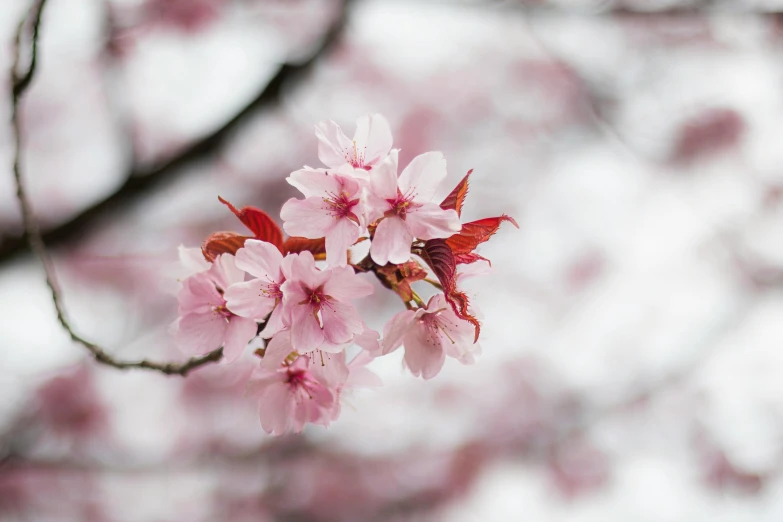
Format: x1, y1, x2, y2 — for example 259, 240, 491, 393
420, 309, 456, 345
212, 303, 233, 320
323, 190, 360, 223
385, 189, 419, 220
285, 367, 316, 400
345, 140, 372, 170
259, 282, 283, 300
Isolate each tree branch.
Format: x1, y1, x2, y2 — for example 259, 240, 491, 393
0, 0, 353, 262
9, 0, 348, 376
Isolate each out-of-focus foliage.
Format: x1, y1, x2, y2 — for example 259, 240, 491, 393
4, 0, 783, 520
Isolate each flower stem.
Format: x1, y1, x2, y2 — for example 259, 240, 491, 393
410, 290, 426, 308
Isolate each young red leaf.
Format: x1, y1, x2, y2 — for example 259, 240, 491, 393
446, 214, 519, 255
454, 252, 491, 265
282, 236, 327, 260
440, 169, 472, 217
375, 261, 429, 302
418, 239, 481, 342
218, 196, 284, 252
202, 232, 250, 262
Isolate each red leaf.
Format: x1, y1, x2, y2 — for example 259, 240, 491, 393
446, 214, 519, 255
282, 236, 327, 260
375, 261, 429, 302
440, 169, 472, 217
454, 252, 491, 265
202, 232, 250, 262
218, 196, 284, 252
418, 239, 481, 342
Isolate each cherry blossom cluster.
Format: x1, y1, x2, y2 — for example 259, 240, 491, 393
171, 114, 516, 435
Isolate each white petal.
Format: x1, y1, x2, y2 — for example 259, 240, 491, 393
323, 266, 374, 301
370, 216, 412, 265
405, 203, 461, 239
325, 218, 360, 267
280, 197, 337, 238
287, 168, 341, 198
353, 114, 393, 167
224, 279, 277, 320
368, 149, 399, 200
315, 120, 354, 169
222, 316, 257, 363
398, 151, 447, 202
234, 239, 284, 281
381, 309, 416, 355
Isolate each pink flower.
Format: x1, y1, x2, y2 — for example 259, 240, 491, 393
257, 330, 380, 428
367, 150, 462, 265
223, 240, 288, 339
247, 351, 335, 435
315, 114, 393, 177
327, 350, 382, 420
261, 329, 350, 386
280, 251, 375, 352
280, 170, 365, 266
381, 294, 481, 379
173, 254, 258, 363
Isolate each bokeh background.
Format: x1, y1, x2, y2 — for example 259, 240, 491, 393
3, 0, 783, 520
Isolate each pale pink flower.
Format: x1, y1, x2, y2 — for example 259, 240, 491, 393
381, 294, 481, 379
280, 251, 375, 352
324, 350, 382, 421
261, 329, 350, 388
315, 114, 393, 178
173, 254, 257, 363
280, 170, 365, 266
247, 352, 335, 435
177, 245, 210, 276
224, 240, 289, 338
259, 330, 380, 424
367, 150, 462, 265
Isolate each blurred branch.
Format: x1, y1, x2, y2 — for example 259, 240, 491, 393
10, 0, 226, 377
0, 0, 353, 263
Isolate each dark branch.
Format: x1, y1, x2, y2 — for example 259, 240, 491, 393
9, 0, 342, 376
0, 0, 353, 263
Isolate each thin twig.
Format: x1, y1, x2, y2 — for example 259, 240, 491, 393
9, 0, 300, 376
0, 0, 353, 262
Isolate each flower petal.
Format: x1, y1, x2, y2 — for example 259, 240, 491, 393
222, 316, 257, 363
289, 303, 325, 352
370, 216, 412, 265
321, 300, 363, 346
315, 120, 354, 169
405, 203, 461, 239
403, 324, 446, 380
311, 350, 349, 387
285, 250, 329, 291
257, 379, 294, 435
234, 239, 283, 281
176, 311, 227, 354
260, 330, 294, 371
325, 218, 360, 267
369, 149, 399, 201
381, 309, 416, 355
287, 168, 341, 198
280, 197, 337, 238
177, 245, 210, 276
323, 266, 374, 301
354, 323, 381, 353
178, 273, 223, 313
210, 254, 245, 290
224, 279, 277, 320
353, 114, 393, 167
398, 151, 447, 202
261, 302, 288, 339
